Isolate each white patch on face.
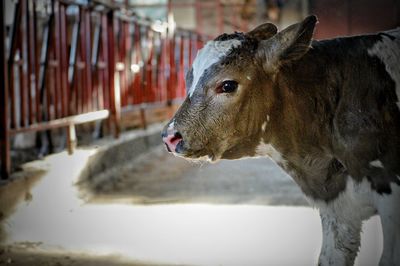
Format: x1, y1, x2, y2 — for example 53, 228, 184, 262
168, 119, 175, 130
166, 119, 176, 135
255, 141, 287, 167
188, 39, 242, 98
246, 76, 251, 81
266, 115, 270, 122
368, 30, 400, 109
261, 122, 267, 131
369, 159, 384, 168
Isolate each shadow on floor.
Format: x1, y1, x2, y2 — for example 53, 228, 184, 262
79, 145, 308, 206
0, 243, 180, 266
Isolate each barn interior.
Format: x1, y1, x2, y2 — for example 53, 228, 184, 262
0, 0, 399, 265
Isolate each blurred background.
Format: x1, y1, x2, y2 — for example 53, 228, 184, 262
0, 0, 399, 265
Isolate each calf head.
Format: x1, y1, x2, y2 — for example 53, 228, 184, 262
162, 16, 317, 161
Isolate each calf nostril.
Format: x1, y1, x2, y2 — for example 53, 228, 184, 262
170, 132, 183, 144
174, 132, 182, 139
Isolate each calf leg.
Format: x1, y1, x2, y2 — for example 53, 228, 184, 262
316, 178, 376, 266
375, 184, 400, 266
318, 208, 362, 266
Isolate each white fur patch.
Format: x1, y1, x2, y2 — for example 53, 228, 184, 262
188, 39, 242, 98
261, 122, 267, 131
255, 141, 287, 167
168, 119, 175, 130
369, 159, 384, 168
165, 119, 176, 135
373, 182, 400, 264
368, 30, 400, 109
311, 177, 376, 220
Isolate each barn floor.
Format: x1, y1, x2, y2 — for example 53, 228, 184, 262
0, 144, 383, 266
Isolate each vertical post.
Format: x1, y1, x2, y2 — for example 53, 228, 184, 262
29, 0, 39, 123
67, 123, 76, 155
84, 8, 92, 112
60, 3, 69, 115
20, 0, 29, 125
54, 0, 62, 118
107, 10, 120, 138
1, 0, 10, 179
8, 1, 21, 130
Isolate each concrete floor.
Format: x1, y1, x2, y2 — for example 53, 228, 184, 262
0, 144, 383, 266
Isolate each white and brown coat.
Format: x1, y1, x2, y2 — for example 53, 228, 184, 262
162, 16, 400, 266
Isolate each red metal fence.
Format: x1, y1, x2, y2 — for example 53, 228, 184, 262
0, 0, 206, 179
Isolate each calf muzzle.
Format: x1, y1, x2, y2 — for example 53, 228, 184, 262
162, 131, 184, 153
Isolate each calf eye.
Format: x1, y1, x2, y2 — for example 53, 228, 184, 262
217, 80, 238, 94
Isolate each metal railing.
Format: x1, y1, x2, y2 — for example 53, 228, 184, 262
0, 0, 206, 179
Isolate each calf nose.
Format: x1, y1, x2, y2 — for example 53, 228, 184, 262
162, 131, 183, 153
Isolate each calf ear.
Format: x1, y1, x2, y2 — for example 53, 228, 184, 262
258, 15, 318, 72
246, 23, 278, 40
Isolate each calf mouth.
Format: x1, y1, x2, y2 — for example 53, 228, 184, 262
170, 144, 218, 162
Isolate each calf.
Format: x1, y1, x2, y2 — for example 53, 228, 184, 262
162, 15, 400, 266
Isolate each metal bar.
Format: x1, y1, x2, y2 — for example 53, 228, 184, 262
28, 0, 39, 123
54, 0, 62, 118
117, 20, 127, 107
134, 21, 142, 105
127, 21, 135, 106
21, 0, 30, 126
84, 8, 92, 111
91, 14, 101, 69
48, 47, 56, 120
25, 0, 35, 125
91, 12, 101, 110
1, 0, 10, 179
68, 8, 80, 114
101, 12, 110, 111
167, 31, 174, 101
8, 1, 21, 130
47, 1, 56, 121
60, 3, 69, 116
38, 12, 53, 117
107, 10, 120, 137
78, 8, 87, 113
123, 21, 131, 106
146, 29, 154, 103
10, 110, 110, 134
